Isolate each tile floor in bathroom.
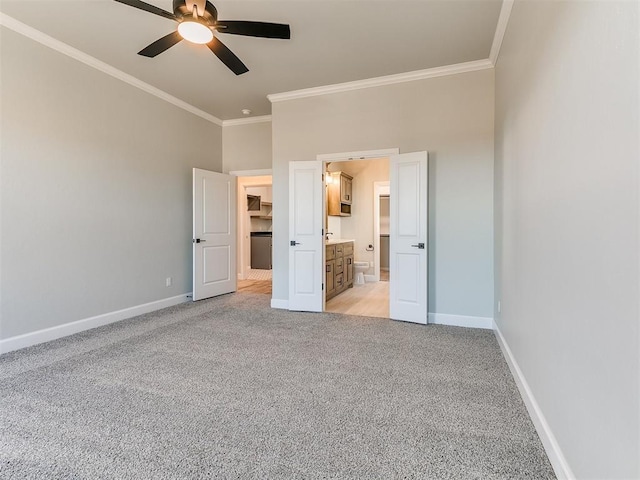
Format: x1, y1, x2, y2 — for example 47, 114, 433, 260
325, 278, 390, 318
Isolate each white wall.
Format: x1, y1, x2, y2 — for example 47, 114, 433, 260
328, 159, 389, 275
494, 1, 639, 478
272, 69, 495, 318
0, 28, 222, 340
222, 121, 272, 173
326, 216, 342, 241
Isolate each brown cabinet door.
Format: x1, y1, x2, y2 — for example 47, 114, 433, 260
340, 175, 352, 204
326, 260, 335, 297
345, 254, 353, 285
326, 245, 336, 261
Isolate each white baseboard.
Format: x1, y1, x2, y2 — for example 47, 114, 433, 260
428, 313, 493, 329
0, 293, 191, 355
493, 321, 575, 480
270, 298, 289, 309
364, 274, 377, 282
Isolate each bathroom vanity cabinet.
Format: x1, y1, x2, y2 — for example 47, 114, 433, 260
325, 241, 354, 300
327, 172, 353, 216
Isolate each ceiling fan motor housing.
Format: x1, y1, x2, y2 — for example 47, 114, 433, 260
173, 0, 217, 25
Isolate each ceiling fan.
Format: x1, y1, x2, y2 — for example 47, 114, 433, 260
114, 0, 291, 75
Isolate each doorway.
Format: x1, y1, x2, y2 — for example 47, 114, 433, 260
234, 173, 273, 296
288, 150, 429, 324
322, 158, 390, 318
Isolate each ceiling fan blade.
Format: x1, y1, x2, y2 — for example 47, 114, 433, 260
138, 31, 183, 57
207, 37, 249, 75
215, 21, 290, 39
114, 0, 177, 21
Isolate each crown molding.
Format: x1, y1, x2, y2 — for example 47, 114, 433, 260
267, 59, 494, 103
489, 0, 515, 65
0, 13, 223, 127
222, 115, 272, 127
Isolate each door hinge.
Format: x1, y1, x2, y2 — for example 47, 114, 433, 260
322, 283, 324, 290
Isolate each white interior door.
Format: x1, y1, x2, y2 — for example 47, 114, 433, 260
193, 168, 237, 301
389, 152, 428, 323
288, 161, 323, 312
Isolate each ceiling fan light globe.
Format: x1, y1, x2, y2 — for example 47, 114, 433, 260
178, 21, 213, 44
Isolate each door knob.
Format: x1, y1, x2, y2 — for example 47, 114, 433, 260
290, 240, 301, 246
193, 238, 206, 243
411, 242, 425, 249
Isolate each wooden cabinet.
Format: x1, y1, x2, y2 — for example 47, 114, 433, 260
343, 242, 354, 285
326, 260, 336, 297
246, 186, 272, 204
345, 255, 353, 284
340, 174, 352, 204
327, 172, 353, 216
325, 241, 354, 301
247, 186, 273, 220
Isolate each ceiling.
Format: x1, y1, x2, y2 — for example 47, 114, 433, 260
0, 0, 503, 121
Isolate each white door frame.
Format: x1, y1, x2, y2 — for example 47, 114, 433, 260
229, 169, 273, 177
317, 148, 400, 162
373, 181, 390, 282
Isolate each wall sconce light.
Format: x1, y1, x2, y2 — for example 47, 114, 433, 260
325, 162, 333, 185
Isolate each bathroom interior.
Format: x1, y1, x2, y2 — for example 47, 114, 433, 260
323, 158, 390, 318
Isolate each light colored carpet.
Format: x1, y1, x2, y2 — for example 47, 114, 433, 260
0, 293, 555, 479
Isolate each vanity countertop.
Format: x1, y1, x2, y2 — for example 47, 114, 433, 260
325, 239, 355, 245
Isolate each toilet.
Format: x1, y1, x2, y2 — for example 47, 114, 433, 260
353, 262, 369, 285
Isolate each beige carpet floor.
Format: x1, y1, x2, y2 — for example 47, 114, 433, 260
0, 293, 554, 479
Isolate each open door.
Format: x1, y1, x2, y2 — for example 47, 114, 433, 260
389, 152, 428, 323
193, 168, 237, 301
288, 161, 324, 312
